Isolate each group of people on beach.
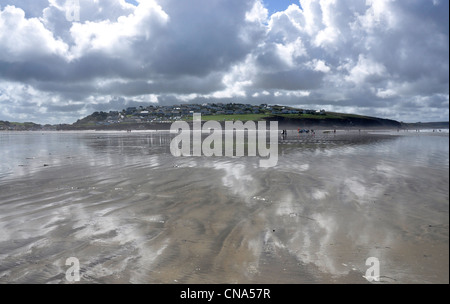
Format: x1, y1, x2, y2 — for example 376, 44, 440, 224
281, 129, 316, 139
297, 129, 316, 135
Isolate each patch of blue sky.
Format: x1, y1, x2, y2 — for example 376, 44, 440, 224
264, 0, 303, 15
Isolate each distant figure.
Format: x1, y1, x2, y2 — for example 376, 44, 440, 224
333, 129, 336, 134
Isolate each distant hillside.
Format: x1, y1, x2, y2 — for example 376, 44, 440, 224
0, 120, 44, 131
68, 110, 402, 130
263, 112, 402, 128
401, 121, 449, 129
1, 103, 448, 131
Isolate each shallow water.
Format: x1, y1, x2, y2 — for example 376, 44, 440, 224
0, 131, 448, 283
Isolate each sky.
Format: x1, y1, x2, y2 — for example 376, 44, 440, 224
0, 0, 448, 124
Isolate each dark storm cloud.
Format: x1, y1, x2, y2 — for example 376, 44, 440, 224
148, 0, 256, 76
46, 103, 86, 113
95, 74, 225, 96
255, 69, 324, 91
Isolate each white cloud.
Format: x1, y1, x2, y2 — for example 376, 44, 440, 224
245, 0, 268, 24
376, 88, 396, 99
0, 5, 69, 61
276, 37, 307, 66
0, 0, 448, 123
358, 0, 398, 32
268, 4, 304, 40
69, 0, 169, 58
345, 55, 387, 84
286, 90, 310, 97
314, 0, 341, 47
308, 59, 330, 73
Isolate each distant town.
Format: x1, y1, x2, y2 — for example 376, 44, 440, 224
80, 103, 326, 127
0, 103, 448, 131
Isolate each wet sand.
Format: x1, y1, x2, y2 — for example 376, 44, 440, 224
0, 131, 448, 284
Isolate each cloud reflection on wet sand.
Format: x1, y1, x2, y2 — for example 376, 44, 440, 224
0, 131, 448, 283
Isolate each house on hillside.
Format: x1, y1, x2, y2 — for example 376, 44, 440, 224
126, 107, 137, 115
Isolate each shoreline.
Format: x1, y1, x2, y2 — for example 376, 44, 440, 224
1, 128, 449, 135
1, 119, 448, 132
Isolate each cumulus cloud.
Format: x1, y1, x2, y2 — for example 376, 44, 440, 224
0, 5, 69, 61
0, 0, 448, 124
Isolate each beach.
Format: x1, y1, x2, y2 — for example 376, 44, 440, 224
0, 130, 448, 284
